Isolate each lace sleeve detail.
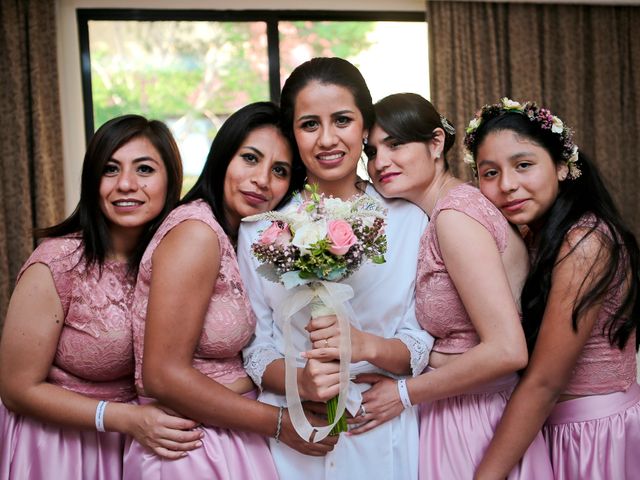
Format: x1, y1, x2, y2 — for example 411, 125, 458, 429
243, 346, 283, 389
395, 332, 432, 377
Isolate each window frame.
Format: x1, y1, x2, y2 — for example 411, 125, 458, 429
76, 8, 426, 142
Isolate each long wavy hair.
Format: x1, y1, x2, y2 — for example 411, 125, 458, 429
180, 101, 302, 237
472, 112, 639, 352
38, 114, 183, 276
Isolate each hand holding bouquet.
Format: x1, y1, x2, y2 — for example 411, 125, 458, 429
244, 184, 387, 440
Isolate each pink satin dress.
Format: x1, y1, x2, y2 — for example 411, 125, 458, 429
0, 236, 136, 480
542, 215, 640, 479
415, 184, 553, 479
123, 200, 278, 480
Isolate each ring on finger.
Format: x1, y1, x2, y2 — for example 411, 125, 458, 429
324, 338, 329, 347
359, 404, 366, 417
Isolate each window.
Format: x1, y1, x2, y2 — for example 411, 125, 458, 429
78, 10, 428, 189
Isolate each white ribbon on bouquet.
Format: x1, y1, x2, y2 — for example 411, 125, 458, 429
274, 280, 355, 442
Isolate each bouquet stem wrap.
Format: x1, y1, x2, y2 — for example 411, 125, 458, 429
308, 296, 348, 435
275, 280, 353, 442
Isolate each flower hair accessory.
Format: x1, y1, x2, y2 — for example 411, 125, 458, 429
463, 98, 581, 180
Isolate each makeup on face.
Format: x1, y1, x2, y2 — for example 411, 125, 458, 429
223, 125, 293, 232
292, 81, 366, 196
476, 130, 563, 227
99, 136, 168, 234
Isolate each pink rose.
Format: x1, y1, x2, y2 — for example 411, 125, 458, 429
260, 221, 291, 246
327, 220, 357, 255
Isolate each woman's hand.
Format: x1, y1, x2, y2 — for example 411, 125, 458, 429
278, 408, 339, 456
347, 373, 404, 435
297, 355, 341, 402
122, 402, 203, 459
306, 315, 340, 350
305, 315, 370, 363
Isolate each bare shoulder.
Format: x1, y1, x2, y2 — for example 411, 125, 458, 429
436, 209, 496, 247
11, 262, 60, 306
559, 222, 613, 266
154, 219, 221, 263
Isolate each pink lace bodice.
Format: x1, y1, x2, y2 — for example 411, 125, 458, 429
416, 184, 509, 354
132, 200, 255, 394
17, 237, 136, 401
562, 215, 637, 395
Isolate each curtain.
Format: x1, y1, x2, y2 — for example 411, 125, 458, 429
426, 1, 640, 240
0, 0, 65, 324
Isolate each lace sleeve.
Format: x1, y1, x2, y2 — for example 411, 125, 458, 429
395, 331, 433, 377
243, 346, 283, 389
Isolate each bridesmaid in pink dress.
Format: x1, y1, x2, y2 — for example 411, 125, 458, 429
123, 102, 337, 480
358, 93, 553, 478
0, 115, 202, 480
468, 100, 640, 479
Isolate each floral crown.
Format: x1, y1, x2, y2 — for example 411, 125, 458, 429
463, 98, 581, 179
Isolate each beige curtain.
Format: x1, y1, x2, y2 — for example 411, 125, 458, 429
426, 1, 640, 239
0, 0, 65, 323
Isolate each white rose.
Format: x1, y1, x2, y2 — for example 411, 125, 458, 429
466, 117, 481, 133
360, 215, 375, 228
323, 197, 352, 219
284, 210, 310, 231
551, 116, 564, 134
501, 98, 522, 109
291, 220, 327, 254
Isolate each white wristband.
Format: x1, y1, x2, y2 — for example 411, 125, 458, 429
95, 400, 108, 432
397, 379, 412, 409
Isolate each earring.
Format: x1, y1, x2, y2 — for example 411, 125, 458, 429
363, 137, 368, 146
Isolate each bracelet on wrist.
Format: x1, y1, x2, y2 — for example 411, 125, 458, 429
274, 406, 285, 443
397, 379, 413, 409
95, 400, 109, 432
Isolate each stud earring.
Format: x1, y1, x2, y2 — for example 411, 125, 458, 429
363, 137, 368, 146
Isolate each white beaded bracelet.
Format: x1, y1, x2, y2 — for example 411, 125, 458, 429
397, 379, 413, 409
95, 400, 108, 432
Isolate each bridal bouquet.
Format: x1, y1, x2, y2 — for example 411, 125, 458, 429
244, 184, 387, 440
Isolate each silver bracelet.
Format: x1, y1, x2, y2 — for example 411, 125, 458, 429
274, 406, 285, 443
397, 379, 413, 409
95, 400, 108, 432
